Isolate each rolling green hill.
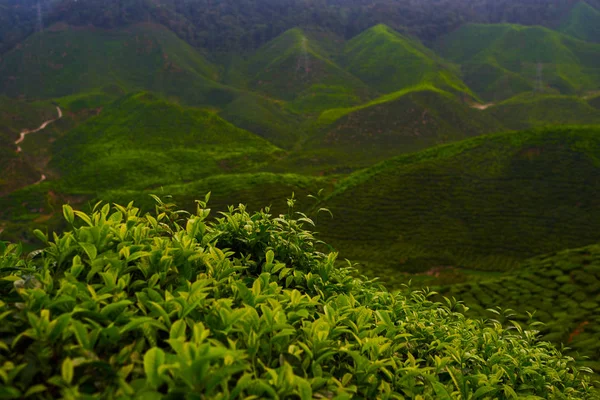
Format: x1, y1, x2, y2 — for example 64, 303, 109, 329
277, 86, 504, 172
245, 28, 373, 114
317, 126, 600, 275
437, 244, 600, 375
218, 93, 303, 149
483, 93, 600, 130
436, 23, 600, 101
559, 1, 600, 43
49, 92, 283, 191
341, 24, 473, 97
0, 23, 235, 107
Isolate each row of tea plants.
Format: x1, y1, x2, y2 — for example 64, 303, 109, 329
0, 194, 596, 398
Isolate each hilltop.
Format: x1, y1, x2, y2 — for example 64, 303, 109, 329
437, 243, 600, 375
317, 126, 600, 273
244, 28, 372, 114
341, 24, 473, 97
559, 1, 600, 43
49, 92, 282, 191
435, 23, 600, 101
0, 23, 234, 107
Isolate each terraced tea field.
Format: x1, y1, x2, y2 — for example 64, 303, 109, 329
437, 244, 600, 374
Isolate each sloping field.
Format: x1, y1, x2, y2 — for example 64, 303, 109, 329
483, 93, 600, 130
49, 92, 283, 191
279, 87, 504, 172
317, 126, 600, 273
437, 244, 600, 375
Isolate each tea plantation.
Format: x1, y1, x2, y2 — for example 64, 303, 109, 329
0, 197, 595, 398
436, 244, 600, 377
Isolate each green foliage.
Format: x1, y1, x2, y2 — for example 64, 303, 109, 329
484, 93, 600, 130
0, 196, 595, 398
436, 244, 600, 377
317, 126, 600, 274
49, 92, 282, 191
342, 24, 474, 97
436, 23, 600, 101
559, 2, 600, 43
99, 173, 334, 218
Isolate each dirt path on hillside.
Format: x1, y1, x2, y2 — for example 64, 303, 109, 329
15, 106, 62, 185
471, 102, 495, 110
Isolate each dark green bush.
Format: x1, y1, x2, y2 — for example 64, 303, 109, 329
0, 196, 596, 399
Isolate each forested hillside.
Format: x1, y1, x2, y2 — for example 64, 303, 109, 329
2, 0, 599, 55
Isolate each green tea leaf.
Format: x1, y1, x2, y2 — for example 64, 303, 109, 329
32, 229, 48, 244
62, 358, 74, 385
79, 242, 97, 261
170, 320, 187, 340
63, 205, 75, 225
48, 314, 72, 342
144, 347, 166, 389
24, 384, 47, 397
474, 386, 496, 399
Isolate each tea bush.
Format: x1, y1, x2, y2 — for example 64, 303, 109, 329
0, 195, 595, 399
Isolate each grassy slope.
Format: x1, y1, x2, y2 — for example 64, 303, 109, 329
342, 24, 473, 97
437, 244, 600, 374
273, 86, 504, 173
559, 1, 600, 43
484, 93, 600, 130
245, 28, 373, 114
0, 23, 236, 107
0, 96, 56, 140
0, 96, 56, 195
317, 126, 600, 274
436, 23, 600, 101
49, 92, 283, 191
218, 93, 303, 149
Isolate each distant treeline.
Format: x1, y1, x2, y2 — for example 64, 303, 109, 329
1, 0, 599, 54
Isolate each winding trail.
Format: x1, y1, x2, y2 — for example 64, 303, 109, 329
471, 102, 495, 110
15, 106, 62, 184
